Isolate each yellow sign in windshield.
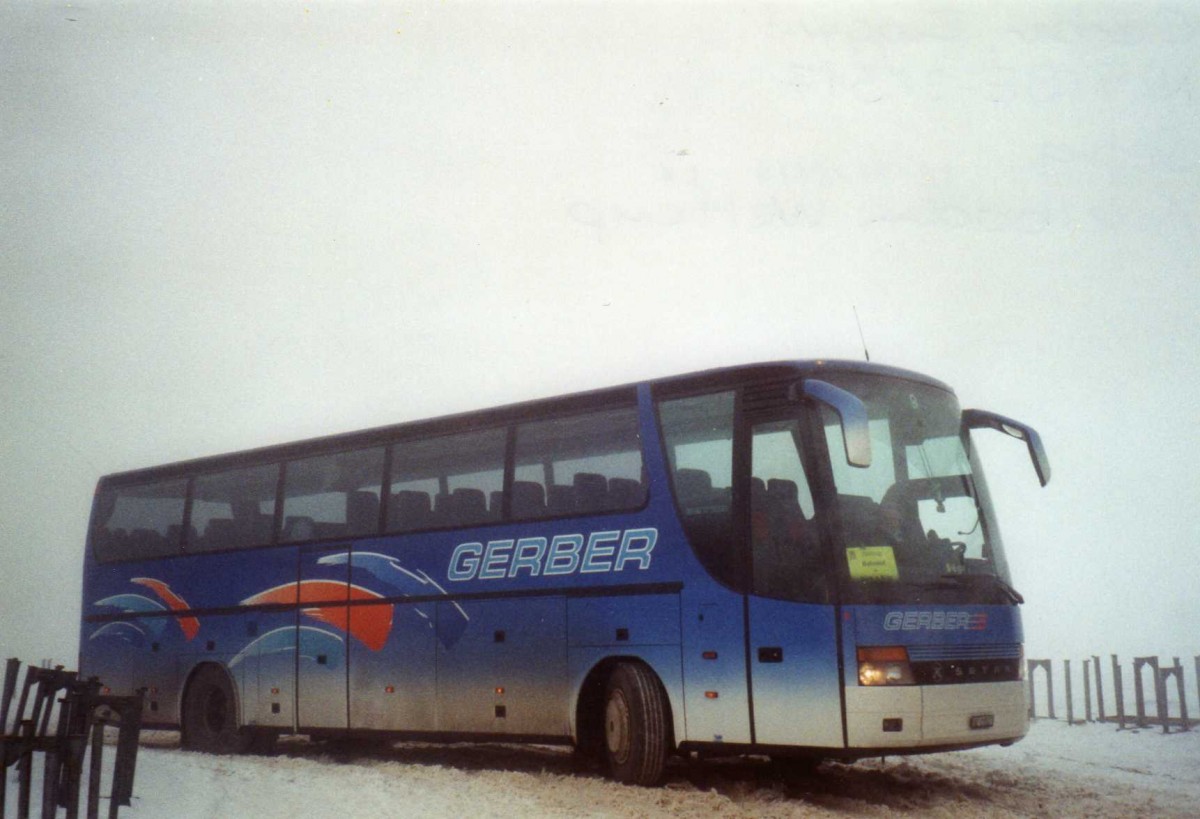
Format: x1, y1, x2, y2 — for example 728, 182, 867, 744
846, 545, 899, 581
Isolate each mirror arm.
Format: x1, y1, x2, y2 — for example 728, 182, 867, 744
963, 409, 1051, 487
800, 379, 872, 468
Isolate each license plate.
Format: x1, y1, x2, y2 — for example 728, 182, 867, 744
969, 713, 995, 730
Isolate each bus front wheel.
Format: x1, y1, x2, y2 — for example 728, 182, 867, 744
603, 662, 668, 786
181, 665, 251, 754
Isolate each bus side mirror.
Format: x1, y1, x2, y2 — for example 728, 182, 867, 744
800, 379, 872, 468
962, 409, 1051, 487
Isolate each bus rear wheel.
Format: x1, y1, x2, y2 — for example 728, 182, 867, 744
603, 662, 668, 786
181, 665, 251, 754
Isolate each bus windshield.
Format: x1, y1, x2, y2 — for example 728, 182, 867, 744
818, 373, 1015, 605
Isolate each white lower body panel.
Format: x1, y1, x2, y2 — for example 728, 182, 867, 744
845, 681, 1028, 749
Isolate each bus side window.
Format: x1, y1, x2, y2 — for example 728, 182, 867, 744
281, 447, 385, 543
188, 464, 279, 552
387, 428, 506, 532
657, 391, 737, 588
92, 479, 187, 562
512, 405, 646, 521
751, 419, 825, 602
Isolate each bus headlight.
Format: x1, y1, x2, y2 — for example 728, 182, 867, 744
857, 646, 914, 686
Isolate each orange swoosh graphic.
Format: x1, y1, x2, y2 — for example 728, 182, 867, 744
131, 577, 201, 641
244, 580, 393, 651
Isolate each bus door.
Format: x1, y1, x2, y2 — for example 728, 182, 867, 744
234, 547, 300, 732
744, 412, 843, 748
295, 543, 350, 729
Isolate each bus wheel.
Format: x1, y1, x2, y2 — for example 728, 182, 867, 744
603, 663, 668, 786
181, 666, 250, 754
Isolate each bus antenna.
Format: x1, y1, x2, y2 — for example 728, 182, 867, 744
853, 305, 871, 362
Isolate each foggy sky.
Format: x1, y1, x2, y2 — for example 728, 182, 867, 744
2, 2, 1198, 669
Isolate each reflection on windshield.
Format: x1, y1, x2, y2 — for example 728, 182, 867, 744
821, 375, 1013, 604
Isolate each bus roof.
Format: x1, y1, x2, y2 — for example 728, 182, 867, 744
95, 359, 951, 488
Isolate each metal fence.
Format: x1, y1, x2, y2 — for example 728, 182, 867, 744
1026, 654, 1197, 733
1, 659, 143, 819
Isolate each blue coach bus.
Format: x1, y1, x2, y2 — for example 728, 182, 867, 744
80, 360, 1048, 785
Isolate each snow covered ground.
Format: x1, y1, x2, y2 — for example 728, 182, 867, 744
8, 719, 1199, 818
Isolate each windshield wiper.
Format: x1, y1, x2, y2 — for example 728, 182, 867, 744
938, 572, 1024, 605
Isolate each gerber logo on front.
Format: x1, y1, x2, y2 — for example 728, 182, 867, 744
883, 610, 988, 632
447, 528, 658, 582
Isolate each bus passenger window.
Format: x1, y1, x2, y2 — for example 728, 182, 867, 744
512, 406, 645, 520
188, 464, 279, 552
388, 428, 506, 531
282, 447, 385, 542
657, 391, 737, 588
92, 479, 187, 562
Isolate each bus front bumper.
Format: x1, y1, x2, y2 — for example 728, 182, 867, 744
844, 680, 1028, 750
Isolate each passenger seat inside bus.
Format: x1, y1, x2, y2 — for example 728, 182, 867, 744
345, 490, 378, 535
546, 484, 573, 516
281, 515, 315, 542
837, 494, 883, 544
389, 490, 433, 531
127, 528, 163, 556
608, 477, 645, 509
431, 487, 491, 527
231, 499, 272, 545
674, 468, 736, 581
767, 478, 812, 541
675, 468, 718, 514
455, 487, 490, 524
511, 481, 546, 518
750, 476, 824, 599
165, 524, 197, 551
573, 472, 609, 513
197, 518, 233, 550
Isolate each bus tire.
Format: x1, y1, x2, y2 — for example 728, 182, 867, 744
181, 665, 250, 754
603, 662, 669, 786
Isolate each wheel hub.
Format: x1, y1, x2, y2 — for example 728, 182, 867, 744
605, 689, 631, 763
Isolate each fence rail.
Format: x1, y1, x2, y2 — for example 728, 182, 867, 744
1026, 654, 1198, 733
